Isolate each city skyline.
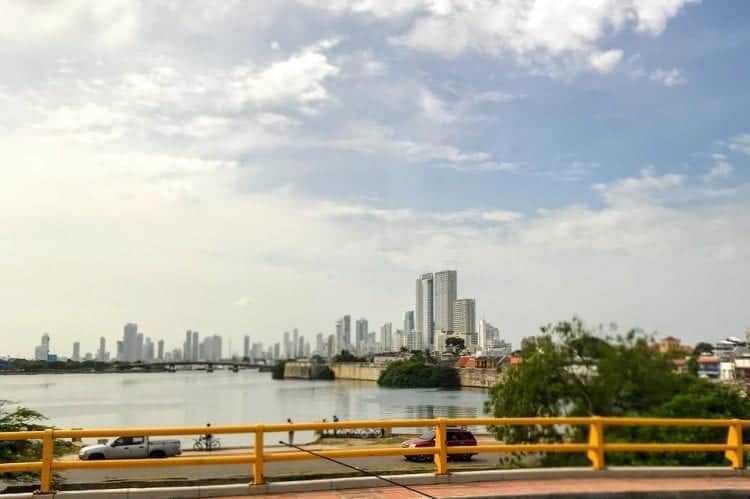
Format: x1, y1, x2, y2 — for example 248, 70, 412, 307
19, 269, 493, 361
2, 2, 750, 358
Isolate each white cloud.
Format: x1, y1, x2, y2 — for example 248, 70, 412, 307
322, 121, 514, 170
589, 49, 624, 73
704, 157, 733, 182
228, 38, 340, 107
2, 133, 750, 357
649, 67, 687, 86
0, 0, 140, 48
305, 0, 698, 76
418, 88, 455, 123
729, 133, 750, 155
592, 167, 684, 206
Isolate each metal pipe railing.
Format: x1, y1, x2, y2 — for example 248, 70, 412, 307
0, 416, 745, 494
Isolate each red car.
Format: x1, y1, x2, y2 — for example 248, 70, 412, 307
401, 428, 477, 461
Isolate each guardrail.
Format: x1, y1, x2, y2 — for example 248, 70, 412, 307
0, 416, 746, 494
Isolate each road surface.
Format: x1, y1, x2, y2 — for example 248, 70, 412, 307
60, 452, 507, 485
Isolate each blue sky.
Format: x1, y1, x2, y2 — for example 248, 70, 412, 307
1, 1, 749, 357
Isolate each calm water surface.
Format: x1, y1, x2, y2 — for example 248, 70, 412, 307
0, 370, 488, 445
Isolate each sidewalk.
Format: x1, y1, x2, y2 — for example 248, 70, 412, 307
214, 476, 750, 498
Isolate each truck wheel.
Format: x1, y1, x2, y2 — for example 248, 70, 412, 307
149, 450, 166, 458
89, 453, 105, 460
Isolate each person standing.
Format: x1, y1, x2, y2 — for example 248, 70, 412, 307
287, 418, 294, 445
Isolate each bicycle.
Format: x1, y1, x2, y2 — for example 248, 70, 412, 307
193, 434, 222, 451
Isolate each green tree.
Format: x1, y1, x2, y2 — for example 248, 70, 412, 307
333, 350, 367, 363
445, 337, 466, 353
271, 360, 287, 380
378, 355, 459, 389
693, 342, 714, 356
485, 318, 750, 466
0, 401, 75, 484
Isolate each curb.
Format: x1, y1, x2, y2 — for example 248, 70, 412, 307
2, 468, 749, 498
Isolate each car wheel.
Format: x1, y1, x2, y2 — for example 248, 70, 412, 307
88, 453, 105, 460
149, 450, 166, 458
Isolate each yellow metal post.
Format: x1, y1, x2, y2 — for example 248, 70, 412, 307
586, 417, 605, 471
434, 418, 448, 475
253, 426, 265, 485
724, 419, 744, 469
38, 428, 54, 494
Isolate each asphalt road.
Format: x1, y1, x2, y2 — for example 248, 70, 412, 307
60, 453, 507, 485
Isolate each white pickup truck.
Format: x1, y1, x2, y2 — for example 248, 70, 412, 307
78, 436, 181, 460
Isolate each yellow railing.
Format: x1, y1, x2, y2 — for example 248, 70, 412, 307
0, 416, 746, 494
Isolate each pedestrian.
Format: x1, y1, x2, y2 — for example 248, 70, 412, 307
287, 418, 294, 446
205, 423, 213, 452
332, 415, 339, 437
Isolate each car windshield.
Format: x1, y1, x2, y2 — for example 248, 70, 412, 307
418, 431, 435, 440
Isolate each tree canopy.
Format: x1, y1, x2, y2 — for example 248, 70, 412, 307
485, 318, 750, 466
378, 354, 459, 389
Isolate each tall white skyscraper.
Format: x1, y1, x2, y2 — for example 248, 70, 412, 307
479, 319, 499, 351
336, 315, 351, 352
191, 331, 199, 361
97, 336, 108, 362
292, 329, 299, 358
184, 330, 192, 362
315, 333, 324, 355
143, 337, 154, 362
123, 323, 138, 362
72, 341, 80, 362
380, 322, 393, 352
433, 270, 457, 334
416, 273, 433, 351
355, 318, 368, 352
283, 331, 291, 359
453, 298, 476, 342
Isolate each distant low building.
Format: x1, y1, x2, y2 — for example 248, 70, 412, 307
656, 336, 691, 355
697, 355, 720, 379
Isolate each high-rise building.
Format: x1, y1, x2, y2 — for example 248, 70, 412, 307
283, 331, 291, 359
415, 273, 433, 351
380, 322, 393, 352
143, 337, 154, 362
72, 342, 80, 362
479, 319, 496, 351
123, 323, 138, 362
243, 335, 250, 360
326, 334, 336, 358
433, 270, 457, 334
453, 298, 476, 339
336, 315, 351, 352
403, 310, 415, 337
315, 333, 324, 355
116, 340, 123, 361
136, 333, 144, 362
273, 342, 280, 360
355, 319, 368, 352
394, 329, 405, 350
157, 339, 164, 360
298, 336, 304, 359
191, 331, 199, 361
97, 336, 108, 362
304, 341, 311, 358
184, 330, 193, 362
292, 329, 299, 358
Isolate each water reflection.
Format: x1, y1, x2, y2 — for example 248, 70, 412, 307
0, 370, 488, 446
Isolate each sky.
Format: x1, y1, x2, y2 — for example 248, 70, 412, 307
1, 0, 750, 358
